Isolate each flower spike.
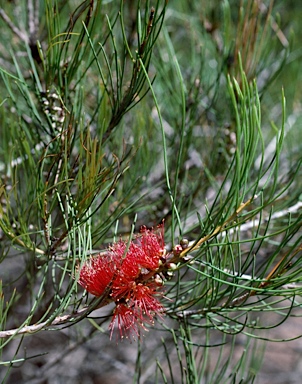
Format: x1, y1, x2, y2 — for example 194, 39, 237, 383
77, 223, 167, 340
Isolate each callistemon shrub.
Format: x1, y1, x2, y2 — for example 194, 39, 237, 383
77, 225, 167, 339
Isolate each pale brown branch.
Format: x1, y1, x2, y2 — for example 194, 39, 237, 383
0, 306, 91, 339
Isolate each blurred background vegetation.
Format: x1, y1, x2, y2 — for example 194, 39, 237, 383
1, 0, 302, 383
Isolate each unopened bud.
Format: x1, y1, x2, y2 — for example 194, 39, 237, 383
180, 238, 189, 249
159, 248, 167, 258
166, 270, 174, 278
167, 262, 177, 270
173, 244, 182, 255
154, 274, 164, 285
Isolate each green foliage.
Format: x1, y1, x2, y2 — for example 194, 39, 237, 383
1, 0, 302, 383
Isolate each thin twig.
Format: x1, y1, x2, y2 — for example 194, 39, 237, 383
226, 200, 302, 237
2, 229, 45, 255
169, 197, 301, 261
27, 0, 36, 38
175, 281, 302, 318
179, 198, 254, 258
0, 8, 29, 43
0, 306, 91, 339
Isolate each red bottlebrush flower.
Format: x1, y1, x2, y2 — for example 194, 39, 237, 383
131, 283, 164, 323
109, 303, 139, 339
111, 241, 142, 279
78, 253, 117, 296
77, 223, 166, 340
138, 224, 165, 270
109, 284, 164, 340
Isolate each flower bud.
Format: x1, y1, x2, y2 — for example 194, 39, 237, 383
167, 262, 177, 270
173, 244, 182, 255
180, 238, 189, 249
